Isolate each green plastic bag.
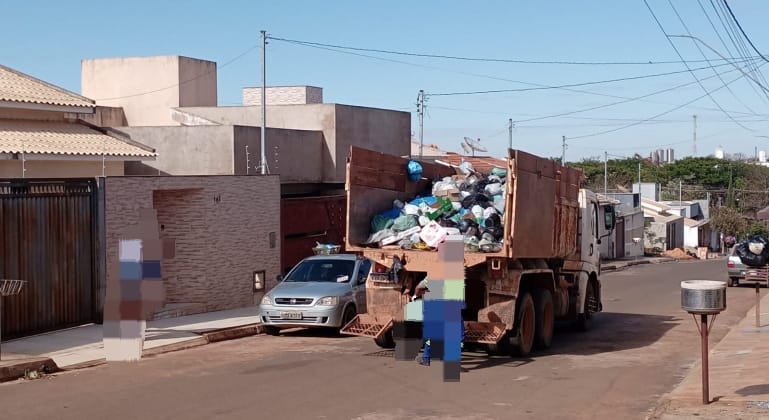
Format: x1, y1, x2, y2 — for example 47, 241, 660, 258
391, 215, 419, 232
371, 214, 394, 232
491, 167, 507, 177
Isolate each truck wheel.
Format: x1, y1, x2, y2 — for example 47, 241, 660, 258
373, 330, 396, 349
533, 289, 554, 350
512, 292, 536, 357
728, 277, 739, 287
576, 281, 596, 332
263, 326, 281, 336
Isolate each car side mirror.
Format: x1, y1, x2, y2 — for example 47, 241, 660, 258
603, 205, 616, 231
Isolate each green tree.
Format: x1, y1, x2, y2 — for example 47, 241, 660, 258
710, 206, 747, 238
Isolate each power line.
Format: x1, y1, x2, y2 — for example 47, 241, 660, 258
513, 60, 753, 124
669, 0, 757, 115
267, 35, 758, 66
426, 60, 753, 97
271, 31, 765, 118
568, 61, 767, 141
645, 0, 752, 131
722, 0, 769, 63
91, 42, 262, 101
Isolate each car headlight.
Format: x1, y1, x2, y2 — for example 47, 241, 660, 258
316, 296, 338, 306
261, 295, 272, 305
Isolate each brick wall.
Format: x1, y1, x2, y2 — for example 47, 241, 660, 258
242, 86, 323, 106
105, 175, 281, 318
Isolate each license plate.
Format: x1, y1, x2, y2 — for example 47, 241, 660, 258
281, 311, 303, 320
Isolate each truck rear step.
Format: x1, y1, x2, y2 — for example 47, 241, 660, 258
340, 314, 393, 339
463, 321, 508, 344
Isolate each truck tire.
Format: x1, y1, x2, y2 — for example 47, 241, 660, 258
576, 280, 596, 332
373, 330, 396, 349
533, 289, 554, 350
728, 277, 739, 287
512, 292, 536, 357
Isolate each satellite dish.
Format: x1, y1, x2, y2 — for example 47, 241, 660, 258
464, 137, 488, 156
460, 142, 473, 155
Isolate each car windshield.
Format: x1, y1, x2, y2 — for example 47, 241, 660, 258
283, 259, 356, 283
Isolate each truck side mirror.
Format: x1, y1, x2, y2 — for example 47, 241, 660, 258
603, 205, 616, 231
276, 274, 283, 282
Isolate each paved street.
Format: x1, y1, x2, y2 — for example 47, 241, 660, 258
0, 260, 764, 420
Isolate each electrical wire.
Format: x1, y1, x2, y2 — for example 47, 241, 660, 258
267, 35, 758, 66
425, 59, 753, 97
645, 0, 752, 131
668, 0, 757, 115
568, 61, 766, 141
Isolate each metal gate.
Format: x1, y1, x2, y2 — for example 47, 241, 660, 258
0, 179, 99, 339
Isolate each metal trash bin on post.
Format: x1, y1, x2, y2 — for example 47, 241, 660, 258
0, 279, 27, 360
681, 280, 727, 405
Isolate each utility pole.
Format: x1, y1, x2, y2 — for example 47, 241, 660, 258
260, 30, 268, 175
508, 118, 514, 151
637, 161, 642, 201
693, 114, 697, 158
417, 90, 425, 161
679, 179, 683, 203
246, 145, 250, 175
561, 136, 567, 164
604, 151, 608, 195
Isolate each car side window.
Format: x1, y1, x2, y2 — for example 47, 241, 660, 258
357, 259, 372, 284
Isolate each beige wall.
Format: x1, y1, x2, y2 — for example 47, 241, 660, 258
0, 160, 123, 178
104, 176, 281, 318
70, 106, 127, 127
81, 56, 217, 127
115, 126, 235, 175
232, 126, 324, 182
242, 86, 323, 106
174, 103, 410, 182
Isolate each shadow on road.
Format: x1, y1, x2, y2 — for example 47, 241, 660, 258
275, 328, 357, 339
544, 312, 681, 356
736, 384, 769, 396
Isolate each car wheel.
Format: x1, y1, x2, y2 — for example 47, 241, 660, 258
337, 305, 357, 335
263, 326, 281, 336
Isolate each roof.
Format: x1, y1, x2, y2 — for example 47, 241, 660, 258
0, 120, 156, 158
0, 64, 95, 108
684, 218, 710, 228
443, 152, 507, 173
641, 197, 673, 213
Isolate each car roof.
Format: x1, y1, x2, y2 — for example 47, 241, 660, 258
302, 253, 363, 262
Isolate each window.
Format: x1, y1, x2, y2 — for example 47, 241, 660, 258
283, 259, 356, 283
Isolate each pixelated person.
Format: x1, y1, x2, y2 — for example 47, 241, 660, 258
412, 279, 466, 367
105, 208, 174, 362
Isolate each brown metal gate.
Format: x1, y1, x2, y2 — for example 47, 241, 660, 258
615, 217, 625, 258
0, 179, 99, 339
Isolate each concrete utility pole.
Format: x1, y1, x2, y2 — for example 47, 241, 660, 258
417, 90, 425, 160
508, 118, 514, 151
693, 114, 697, 158
260, 30, 268, 175
679, 179, 683, 203
561, 136, 567, 164
604, 151, 608, 195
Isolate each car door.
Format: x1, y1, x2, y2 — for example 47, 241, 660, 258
353, 258, 372, 314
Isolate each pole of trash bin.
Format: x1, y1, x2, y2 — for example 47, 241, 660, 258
700, 313, 709, 404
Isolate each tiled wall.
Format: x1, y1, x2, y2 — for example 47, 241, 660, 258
105, 175, 281, 319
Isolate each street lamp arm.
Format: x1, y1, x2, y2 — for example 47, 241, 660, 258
668, 35, 769, 94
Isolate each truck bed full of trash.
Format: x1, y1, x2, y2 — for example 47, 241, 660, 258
362, 161, 507, 253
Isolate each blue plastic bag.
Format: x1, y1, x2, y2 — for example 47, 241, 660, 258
407, 160, 423, 182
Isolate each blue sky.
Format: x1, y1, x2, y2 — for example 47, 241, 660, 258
4, 0, 769, 162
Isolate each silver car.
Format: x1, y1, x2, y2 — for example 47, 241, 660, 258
727, 246, 748, 287
258, 254, 372, 335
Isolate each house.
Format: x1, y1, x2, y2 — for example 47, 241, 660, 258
0, 64, 156, 178
683, 218, 712, 256
641, 197, 685, 251
601, 192, 645, 259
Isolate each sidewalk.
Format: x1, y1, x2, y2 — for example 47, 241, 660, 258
601, 255, 679, 272
0, 305, 263, 382
653, 289, 769, 419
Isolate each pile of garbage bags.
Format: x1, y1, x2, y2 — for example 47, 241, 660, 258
363, 160, 507, 253
735, 235, 769, 267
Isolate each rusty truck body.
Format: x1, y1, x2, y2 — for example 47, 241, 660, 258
340, 146, 615, 356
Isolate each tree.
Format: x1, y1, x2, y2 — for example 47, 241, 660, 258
710, 206, 748, 239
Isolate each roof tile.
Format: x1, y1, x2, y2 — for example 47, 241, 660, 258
0, 120, 156, 158
0, 64, 94, 108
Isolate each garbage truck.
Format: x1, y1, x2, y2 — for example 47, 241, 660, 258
340, 146, 615, 357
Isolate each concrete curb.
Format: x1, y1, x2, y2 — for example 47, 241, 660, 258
0, 357, 60, 383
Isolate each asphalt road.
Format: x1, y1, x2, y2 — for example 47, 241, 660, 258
0, 260, 764, 420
